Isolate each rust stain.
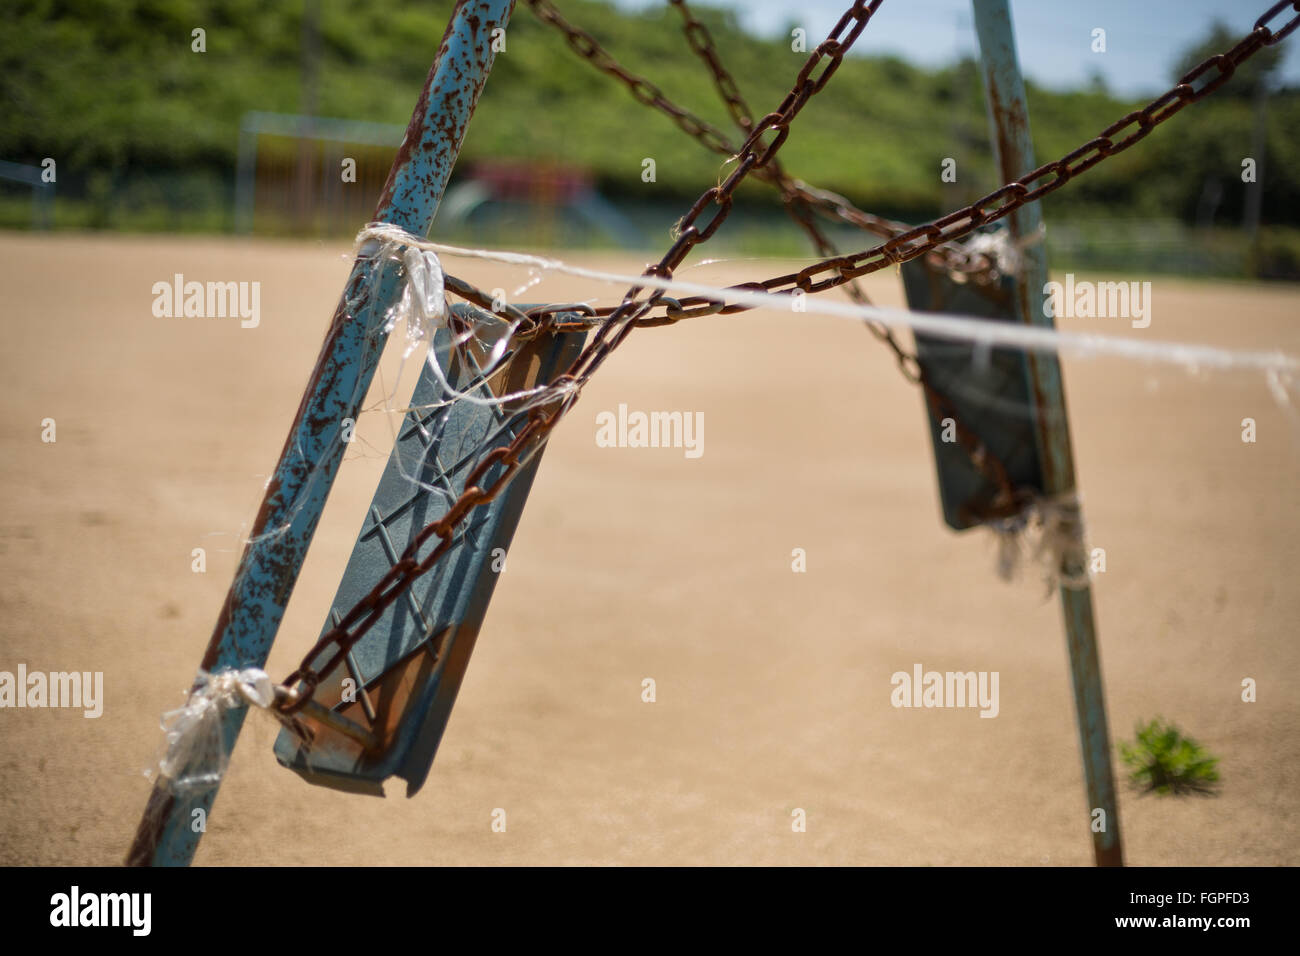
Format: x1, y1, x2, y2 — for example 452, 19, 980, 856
375, 1, 502, 229
292, 636, 444, 763
984, 80, 1023, 228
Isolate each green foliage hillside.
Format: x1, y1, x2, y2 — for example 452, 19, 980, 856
3, 0, 1299, 235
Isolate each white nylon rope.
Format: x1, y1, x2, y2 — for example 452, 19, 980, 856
356, 222, 1300, 379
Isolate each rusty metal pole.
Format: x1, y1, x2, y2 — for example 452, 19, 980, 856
971, 0, 1124, 866
126, 0, 516, 866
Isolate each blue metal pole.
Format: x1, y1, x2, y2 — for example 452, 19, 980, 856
127, 0, 516, 867
971, 0, 1123, 866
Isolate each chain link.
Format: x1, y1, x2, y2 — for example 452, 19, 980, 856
668, 0, 755, 135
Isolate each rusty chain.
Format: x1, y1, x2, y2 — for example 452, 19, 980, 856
280, 397, 566, 711
278, 0, 890, 715
668, 0, 1016, 506
528, 0, 892, 406
278, 0, 1300, 716
526, 0, 994, 277
521, 0, 1299, 326
633, 0, 1300, 319
668, 0, 757, 135
664, 0, 1016, 507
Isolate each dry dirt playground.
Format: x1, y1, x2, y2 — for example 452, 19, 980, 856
0, 232, 1297, 865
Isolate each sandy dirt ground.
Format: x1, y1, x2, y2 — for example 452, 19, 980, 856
0, 231, 1296, 866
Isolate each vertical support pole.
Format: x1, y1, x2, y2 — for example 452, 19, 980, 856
971, 0, 1123, 866
126, 0, 516, 867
